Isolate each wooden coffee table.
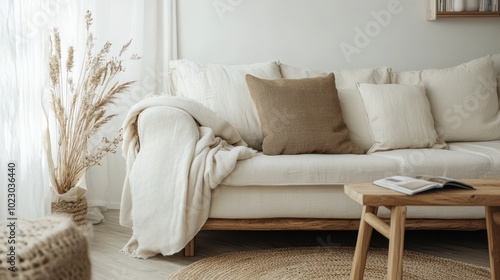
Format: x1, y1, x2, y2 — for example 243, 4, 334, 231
344, 179, 500, 280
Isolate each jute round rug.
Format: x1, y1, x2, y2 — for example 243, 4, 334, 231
169, 247, 490, 280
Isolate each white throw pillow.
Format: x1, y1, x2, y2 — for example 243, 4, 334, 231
279, 64, 391, 151
357, 83, 447, 154
391, 56, 500, 142
169, 60, 282, 150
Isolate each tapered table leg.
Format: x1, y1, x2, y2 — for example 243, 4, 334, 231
387, 206, 406, 280
485, 206, 500, 280
350, 206, 378, 280
184, 237, 196, 257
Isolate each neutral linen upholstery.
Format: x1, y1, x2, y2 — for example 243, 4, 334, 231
448, 141, 500, 177
371, 147, 494, 178
208, 184, 485, 220
279, 64, 327, 78
222, 142, 499, 187
221, 152, 399, 187
246, 73, 363, 155
357, 83, 446, 153
169, 60, 282, 150
279, 63, 392, 151
391, 56, 500, 142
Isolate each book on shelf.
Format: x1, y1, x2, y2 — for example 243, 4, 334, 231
438, 0, 447, 11
438, 0, 459, 12
492, 0, 499, 11
480, 0, 492, 11
373, 175, 475, 195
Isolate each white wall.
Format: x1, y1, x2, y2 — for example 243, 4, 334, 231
177, 0, 500, 72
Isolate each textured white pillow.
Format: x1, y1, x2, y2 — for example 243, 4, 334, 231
357, 83, 447, 154
169, 60, 282, 150
391, 56, 500, 142
279, 63, 391, 151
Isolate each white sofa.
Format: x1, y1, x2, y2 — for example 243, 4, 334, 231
159, 56, 500, 255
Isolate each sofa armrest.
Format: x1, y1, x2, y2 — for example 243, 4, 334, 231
137, 106, 200, 149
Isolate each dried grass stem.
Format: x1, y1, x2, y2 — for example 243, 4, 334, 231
48, 10, 139, 194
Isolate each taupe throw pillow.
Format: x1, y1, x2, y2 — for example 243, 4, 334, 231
246, 73, 364, 155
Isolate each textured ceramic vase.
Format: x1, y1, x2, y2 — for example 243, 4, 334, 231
464, 0, 480, 11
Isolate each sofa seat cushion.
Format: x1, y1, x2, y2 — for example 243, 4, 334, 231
371, 145, 496, 179
208, 184, 485, 219
221, 152, 401, 187
222, 142, 500, 187
210, 143, 500, 220
447, 141, 500, 177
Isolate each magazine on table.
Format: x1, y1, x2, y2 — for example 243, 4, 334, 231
372, 175, 475, 195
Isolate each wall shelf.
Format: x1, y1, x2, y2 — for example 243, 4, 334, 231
427, 0, 500, 20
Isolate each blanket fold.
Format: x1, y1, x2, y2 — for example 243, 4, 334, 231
119, 95, 256, 258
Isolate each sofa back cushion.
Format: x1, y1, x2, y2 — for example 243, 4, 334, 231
391, 56, 500, 142
279, 64, 391, 151
357, 83, 447, 153
169, 60, 282, 150
246, 73, 363, 155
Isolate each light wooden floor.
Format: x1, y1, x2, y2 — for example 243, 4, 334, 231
88, 210, 490, 279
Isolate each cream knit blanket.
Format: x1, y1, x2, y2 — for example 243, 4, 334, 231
119, 96, 256, 258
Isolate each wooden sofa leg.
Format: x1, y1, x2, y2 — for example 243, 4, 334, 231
184, 237, 196, 257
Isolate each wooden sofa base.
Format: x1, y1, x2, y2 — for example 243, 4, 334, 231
183, 218, 486, 256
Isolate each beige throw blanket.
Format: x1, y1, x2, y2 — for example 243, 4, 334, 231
120, 95, 256, 258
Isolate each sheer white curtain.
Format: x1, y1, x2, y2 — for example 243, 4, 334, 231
0, 0, 177, 221
0, 0, 78, 220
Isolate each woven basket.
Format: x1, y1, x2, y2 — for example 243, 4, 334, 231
51, 196, 88, 226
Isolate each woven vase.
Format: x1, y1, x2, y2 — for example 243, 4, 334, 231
51, 196, 88, 226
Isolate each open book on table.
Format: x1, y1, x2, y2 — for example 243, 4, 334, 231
373, 175, 475, 195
